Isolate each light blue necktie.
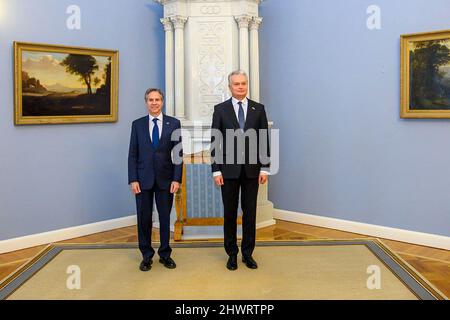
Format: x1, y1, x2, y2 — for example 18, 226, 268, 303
238, 101, 245, 129
152, 118, 159, 149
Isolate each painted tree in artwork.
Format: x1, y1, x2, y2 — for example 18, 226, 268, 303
410, 40, 450, 108
96, 57, 111, 96
93, 77, 101, 89
60, 54, 99, 94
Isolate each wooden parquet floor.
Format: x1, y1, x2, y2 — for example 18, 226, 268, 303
0, 220, 448, 298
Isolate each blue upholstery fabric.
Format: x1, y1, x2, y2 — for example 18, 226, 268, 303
185, 164, 242, 219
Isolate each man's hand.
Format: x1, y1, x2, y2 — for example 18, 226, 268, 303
170, 181, 180, 194
130, 182, 141, 195
259, 174, 268, 185
214, 175, 224, 186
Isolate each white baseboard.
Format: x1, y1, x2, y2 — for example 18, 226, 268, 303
0, 215, 137, 254
256, 219, 276, 229
0, 215, 179, 254
273, 209, 450, 250
3, 209, 446, 254
180, 219, 276, 240
181, 226, 230, 240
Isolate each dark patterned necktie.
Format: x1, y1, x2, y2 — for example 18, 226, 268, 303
152, 118, 159, 149
238, 101, 245, 129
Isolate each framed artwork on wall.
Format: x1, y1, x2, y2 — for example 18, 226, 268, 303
400, 29, 450, 118
14, 42, 119, 125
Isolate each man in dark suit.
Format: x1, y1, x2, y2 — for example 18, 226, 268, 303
128, 88, 183, 272
211, 70, 270, 270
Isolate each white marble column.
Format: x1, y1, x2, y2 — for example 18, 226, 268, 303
170, 15, 188, 119
249, 17, 262, 102
160, 18, 174, 116
235, 15, 252, 78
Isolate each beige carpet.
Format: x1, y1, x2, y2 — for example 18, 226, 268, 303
3, 242, 434, 300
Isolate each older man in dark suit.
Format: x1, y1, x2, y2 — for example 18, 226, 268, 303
128, 88, 183, 271
211, 70, 270, 270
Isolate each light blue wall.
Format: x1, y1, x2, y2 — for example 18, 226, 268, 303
1, 0, 449, 241
0, 0, 164, 240
260, 0, 450, 236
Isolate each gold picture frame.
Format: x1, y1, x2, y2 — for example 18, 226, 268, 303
400, 30, 450, 118
14, 41, 119, 125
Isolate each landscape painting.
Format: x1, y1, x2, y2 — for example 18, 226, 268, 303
14, 42, 118, 125
401, 30, 450, 118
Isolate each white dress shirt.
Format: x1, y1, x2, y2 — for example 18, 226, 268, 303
231, 96, 248, 122
149, 113, 163, 142
213, 98, 269, 177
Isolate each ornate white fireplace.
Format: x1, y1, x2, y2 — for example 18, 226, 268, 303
155, 0, 274, 230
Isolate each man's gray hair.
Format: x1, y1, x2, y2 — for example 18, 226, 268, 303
228, 70, 248, 85
144, 88, 165, 102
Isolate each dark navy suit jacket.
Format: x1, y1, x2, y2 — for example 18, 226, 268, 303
128, 114, 183, 190
210, 98, 270, 179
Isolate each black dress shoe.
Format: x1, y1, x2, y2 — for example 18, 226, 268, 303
227, 255, 238, 271
242, 256, 258, 269
159, 257, 177, 269
139, 260, 152, 272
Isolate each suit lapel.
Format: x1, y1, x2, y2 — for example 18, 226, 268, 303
244, 99, 256, 131
144, 115, 155, 150
225, 98, 241, 129
158, 114, 170, 149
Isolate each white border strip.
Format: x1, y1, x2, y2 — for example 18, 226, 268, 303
256, 219, 277, 230
0, 216, 179, 254
274, 209, 450, 250
180, 219, 276, 240
2, 208, 447, 254
0, 215, 137, 254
